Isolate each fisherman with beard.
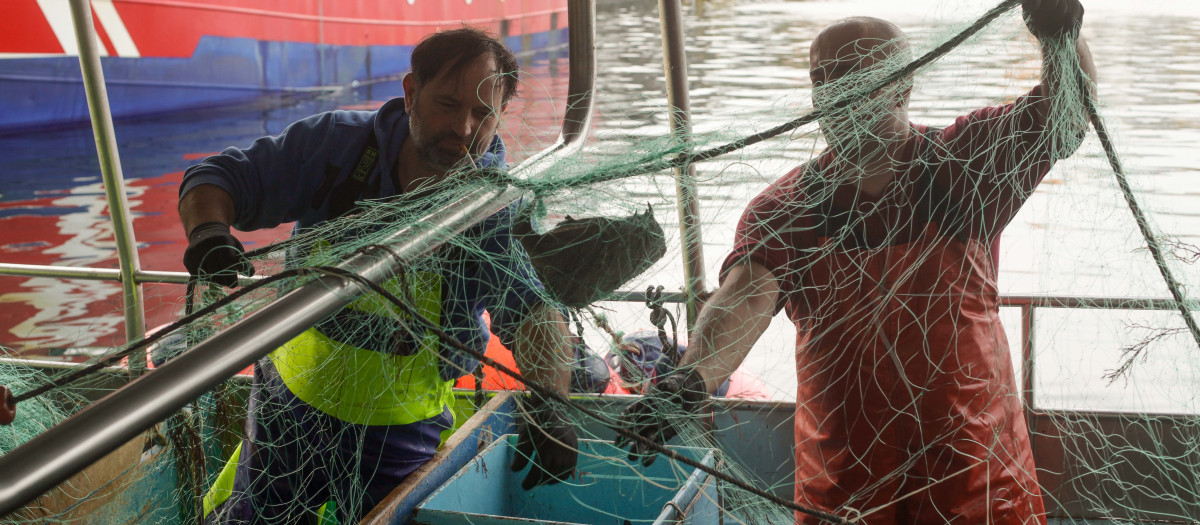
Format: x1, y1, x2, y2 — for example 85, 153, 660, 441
179, 28, 577, 524
620, 1, 1096, 523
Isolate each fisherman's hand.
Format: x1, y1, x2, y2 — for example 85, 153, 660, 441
183, 222, 254, 288
511, 392, 578, 490
1021, 0, 1083, 41
615, 368, 707, 467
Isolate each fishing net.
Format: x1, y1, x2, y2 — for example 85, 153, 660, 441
2, 1, 1199, 524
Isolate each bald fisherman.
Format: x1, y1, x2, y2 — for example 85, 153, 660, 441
620, 1, 1095, 522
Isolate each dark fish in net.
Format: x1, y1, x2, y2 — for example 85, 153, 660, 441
515, 205, 667, 308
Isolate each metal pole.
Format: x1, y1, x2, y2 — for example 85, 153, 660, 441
658, 0, 706, 330
0, 264, 190, 285
1022, 304, 1037, 454
0, 184, 526, 516
1000, 295, 1200, 311
67, 0, 146, 359
1021, 304, 1036, 410
560, 0, 595, 148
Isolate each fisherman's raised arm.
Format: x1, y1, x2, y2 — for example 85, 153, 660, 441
925, 0, 1099, 240
1021, 0, 1097, 135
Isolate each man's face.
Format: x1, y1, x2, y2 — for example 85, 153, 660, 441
809, 27, 909, 161
404, 55, 509, 174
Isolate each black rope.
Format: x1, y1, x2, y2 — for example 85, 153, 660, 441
11, 268, 313, 405
1079, 65, 1200, 351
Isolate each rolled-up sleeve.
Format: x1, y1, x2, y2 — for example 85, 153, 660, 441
721, 166, 816, 306
932, 86, 1065, 239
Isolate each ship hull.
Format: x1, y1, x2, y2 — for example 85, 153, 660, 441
0, 0, 568, 131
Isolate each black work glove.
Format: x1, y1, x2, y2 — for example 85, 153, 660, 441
183, 222, 254, 288
1021, 0, 1083, 41
511, 392, 578, 490
614, 368, 708, 467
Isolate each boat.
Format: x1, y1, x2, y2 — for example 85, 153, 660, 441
1, 1, 1198, 524
0, 0, 568, 132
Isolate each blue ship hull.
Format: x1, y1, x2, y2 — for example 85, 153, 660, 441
0, 30, 566, 132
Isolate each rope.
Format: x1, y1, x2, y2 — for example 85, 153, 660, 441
10, 268, 312, 405
1080, 71, 1200, 353
501, 0, 1023, 193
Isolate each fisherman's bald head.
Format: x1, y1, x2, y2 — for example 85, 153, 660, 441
809, 17, 911, 88
808, 17, 915, 161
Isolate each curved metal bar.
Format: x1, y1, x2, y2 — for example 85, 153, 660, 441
508, 0, 595, 177
68, 0, 145, 348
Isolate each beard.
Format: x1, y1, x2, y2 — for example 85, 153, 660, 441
821, 111, 903, 164
408, 104, 474, 174
823, 127, 886, 163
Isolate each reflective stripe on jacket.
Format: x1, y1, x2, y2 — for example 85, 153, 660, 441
271, 269, 453, 426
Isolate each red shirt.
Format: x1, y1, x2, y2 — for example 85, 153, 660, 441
723, 87, 1062, 523
723, 86, 1058, 312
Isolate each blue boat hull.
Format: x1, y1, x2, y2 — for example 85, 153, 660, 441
0, 29, 567, 132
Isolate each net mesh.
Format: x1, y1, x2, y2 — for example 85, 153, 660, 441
2, 1, 1199, 524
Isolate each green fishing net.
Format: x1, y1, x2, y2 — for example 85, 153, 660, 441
2, 2, 1199, 524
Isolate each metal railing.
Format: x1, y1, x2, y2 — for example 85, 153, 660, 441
658, 0, 706, 329
0, 0, 596, 515
613, 290, 1200, 411
73, 0, 146, 352
1000, 295, 1200, 412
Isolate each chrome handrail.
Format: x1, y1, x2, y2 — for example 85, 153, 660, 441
0, 264, 192, 285
0, 0, 596, 515
506, 0, 594, 176
68, 0, 146, 352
